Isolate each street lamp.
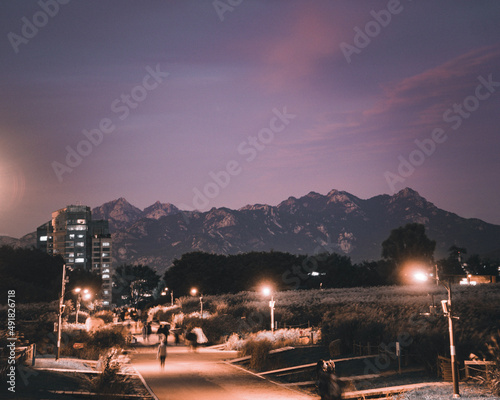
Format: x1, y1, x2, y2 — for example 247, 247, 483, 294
74, 288, 92, 323
56, 264, 67, 360
191, 288, 203, 318
262, 286, 275, 333
162, 287, 174, 306
414, 271, 460, 398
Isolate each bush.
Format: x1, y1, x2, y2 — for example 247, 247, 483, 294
94, 310, 114, 324
86, 348, 132, 398
475, 332, 500, 395
239, 339, 275, 371
181, 314, 242, 344
61, 325, 129, 360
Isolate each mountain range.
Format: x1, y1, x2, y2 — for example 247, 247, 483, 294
2, 188, 499, 274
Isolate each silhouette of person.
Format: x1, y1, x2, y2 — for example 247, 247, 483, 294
157, 339, 167, 369
317, 359, 342, 400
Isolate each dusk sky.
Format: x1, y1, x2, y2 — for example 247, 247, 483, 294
1, 1, 500, 238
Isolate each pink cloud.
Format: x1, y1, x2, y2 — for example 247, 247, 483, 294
367, 43, 500, 125
243, 4, 345, 92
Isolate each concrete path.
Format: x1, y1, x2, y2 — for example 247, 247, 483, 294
130, 339, 317, 400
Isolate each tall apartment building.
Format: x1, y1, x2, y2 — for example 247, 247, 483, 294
37, 205, 113, 307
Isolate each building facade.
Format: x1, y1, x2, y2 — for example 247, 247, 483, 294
37, 205, 113, 307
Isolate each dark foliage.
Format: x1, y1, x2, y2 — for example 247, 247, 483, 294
0, 245, 64, 303
164, 251, 389, 296
113, 264, 160, 306
382, 223, 436, 264
381, 223, 436, 282
66, 268, 103, 301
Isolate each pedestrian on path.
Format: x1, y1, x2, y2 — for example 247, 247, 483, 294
157, 339, 167, 369
317, 359, 342, 400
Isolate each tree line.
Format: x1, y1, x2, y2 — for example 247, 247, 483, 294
2, 223, 498, 304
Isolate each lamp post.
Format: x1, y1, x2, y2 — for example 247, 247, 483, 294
74, 288, 91, 323
191, 288, 203, 318
414, 272, 460, 398
162, 287, 174, 306
262, 286, 275, 333
56, 264, 67, 361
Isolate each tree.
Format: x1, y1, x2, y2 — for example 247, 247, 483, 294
113, 264, 160, 307
438, 246, 468, 275
66, 268, 102, 300
0, 245, 64, 303
381, 223, 436, 282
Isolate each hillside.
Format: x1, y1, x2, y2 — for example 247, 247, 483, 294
2, 188, 499, 273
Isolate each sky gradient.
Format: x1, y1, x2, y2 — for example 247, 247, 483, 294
1, 0, 500, 238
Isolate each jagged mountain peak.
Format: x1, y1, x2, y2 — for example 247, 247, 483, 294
143, 201, 180, 220
395, 187, 422, 198
305, 191, 323, 199
3, 187, 500, 274
95, 197, 139, 211
92, 198, 143, 233
239, 203, 273, 212
326, 189, 355, 202
390, 188, 431, 209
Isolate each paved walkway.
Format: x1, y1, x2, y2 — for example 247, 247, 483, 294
130, 337, 317, 400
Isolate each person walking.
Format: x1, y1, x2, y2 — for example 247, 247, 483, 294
157, 339, 167, 369
142, 322, 148, 343
146, 321, 152, 342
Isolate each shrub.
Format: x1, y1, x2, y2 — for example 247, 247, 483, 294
61, 325, 129, 360
239, 339, 274, 371
86, 348, 132, 398
180, 314, 242, 344
476, 331, 500, 395
94, 310, 114, 324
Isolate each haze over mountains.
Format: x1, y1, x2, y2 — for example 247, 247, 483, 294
3, 188, 499, 273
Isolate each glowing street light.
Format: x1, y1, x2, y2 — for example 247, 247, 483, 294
413, 271, 429, 282
191, 288, 203, 318
161, 287, 174, 306
262, 286, 275, 333
74, 287, 92, 324
414, 271, 460, 398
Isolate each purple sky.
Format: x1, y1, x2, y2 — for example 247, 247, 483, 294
1, 1, 500, 238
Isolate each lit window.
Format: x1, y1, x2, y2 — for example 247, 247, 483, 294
103, 269, 110, 273
77, 234, 84, 238
68, 253, 75, 257
68, 225, 86, 231
77, 219, 86, 224
104, 290, 109, 295
69, 234, 75, 239
39, 236, 47, 241
102, 253, 109, 257
103, 301, 109, 305
75, 257, 85, 263
76, 242, 85, 247
102, 242, 110, 247
102, 274, 110, 279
